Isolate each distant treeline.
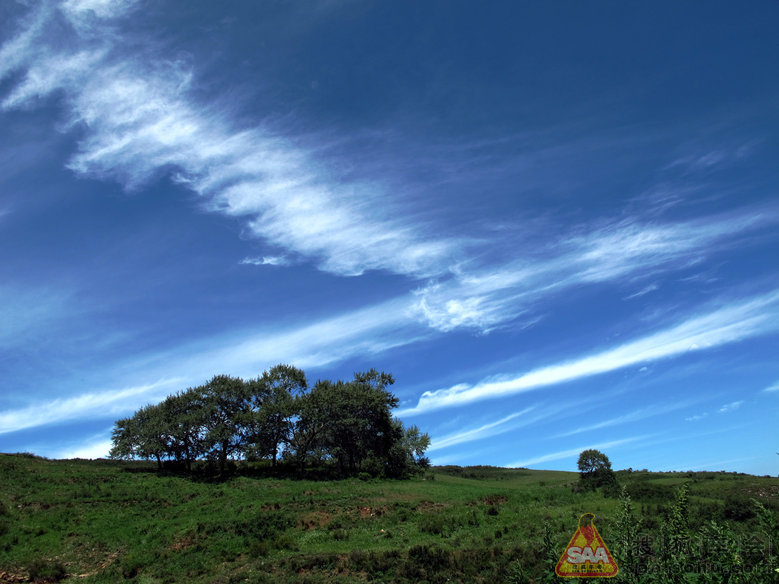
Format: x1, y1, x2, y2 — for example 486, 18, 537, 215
110, 365, 430, 477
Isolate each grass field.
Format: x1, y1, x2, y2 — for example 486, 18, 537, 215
0, 453, 776, 583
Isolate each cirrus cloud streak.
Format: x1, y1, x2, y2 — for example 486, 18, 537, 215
0, 1, 461, 278
400, 290, 779, 415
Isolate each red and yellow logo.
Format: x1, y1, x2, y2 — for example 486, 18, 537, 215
555, 513, 618, 578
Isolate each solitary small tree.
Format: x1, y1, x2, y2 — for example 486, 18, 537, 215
577, 449, 617, 490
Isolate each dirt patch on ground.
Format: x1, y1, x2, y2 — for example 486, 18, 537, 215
300, 510, 334, 529
372, 493, 418, 504
743, 485, 779, 499
357, 506, 376, 519
414, 501, 445, 512
170, 533, 197, 552
71, 550, 119, 578
0, 570, 27, 583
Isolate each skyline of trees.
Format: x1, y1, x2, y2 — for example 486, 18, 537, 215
109, 365, 430, 478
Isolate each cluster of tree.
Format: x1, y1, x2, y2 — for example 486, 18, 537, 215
110, 365, 430, 478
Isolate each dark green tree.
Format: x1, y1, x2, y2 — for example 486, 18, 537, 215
109, 415, 140, 461
162, 388, 206, 472
201, 375, 250, 475
288, 379, 343, 471
110, 404, 168, 469
324, 371, 398, 474
382, 420, 432, 477
401, 423, 431, 462
249, 364, 306, 466
289, 370, 404, 476
577, 449, 617, 490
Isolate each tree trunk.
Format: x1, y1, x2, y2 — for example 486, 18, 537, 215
219, 440, 228, 476
184, 435, 192, 473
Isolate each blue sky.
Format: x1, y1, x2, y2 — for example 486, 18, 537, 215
1, 0, 778, 474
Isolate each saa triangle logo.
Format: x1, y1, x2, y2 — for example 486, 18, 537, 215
555, 513, 618, 578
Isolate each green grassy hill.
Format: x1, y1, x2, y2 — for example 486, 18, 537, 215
0, 453, 776, 583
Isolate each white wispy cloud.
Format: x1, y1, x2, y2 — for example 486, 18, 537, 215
685, 413, 708, 422
506, 436, 645, 468
0, 3, 461, 278
412, 210, 777, 332
0, 286, 77, 348
624, 283, 660, 300
762, 381, 779, 392
61, 0, 140, 21
400, 291, 779, 415
685, 399, 746, 422
3, 3, 772, 294
718, 400, 744, 414
57, 437, 113, 460
0, 3, 51, 80
428, 407, 536, 452
669, 151, 727, 171
553, 399, 698, 438
0, 297, 429, 434
240, 256, 290, 267
667, 143, 754, 174
173, 298, 427, 377
0, 378, 182, 435
2, 3, 775, 335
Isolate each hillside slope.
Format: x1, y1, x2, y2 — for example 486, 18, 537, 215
0, 454, 776, 583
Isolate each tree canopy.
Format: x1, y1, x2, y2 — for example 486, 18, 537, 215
109, 365, 429, 478
577, 448, 617, 490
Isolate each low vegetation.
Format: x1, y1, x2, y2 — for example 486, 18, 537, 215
0, 453, 776, 583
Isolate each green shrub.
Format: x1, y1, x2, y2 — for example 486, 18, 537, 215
419, 513, 461, 537
627, 481, 674, 502
722, 495, 755, 521
249, 540, 271, 556
396, 507, 411, 522
348, 549, 366, 568
233, 509, 294, 541
27, 559, 67, 581
405, 544, 451, 575
271, 533, 298, 551
506, 558, 529, 584
419, 513, 444, 535
120, 552, 145, 579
